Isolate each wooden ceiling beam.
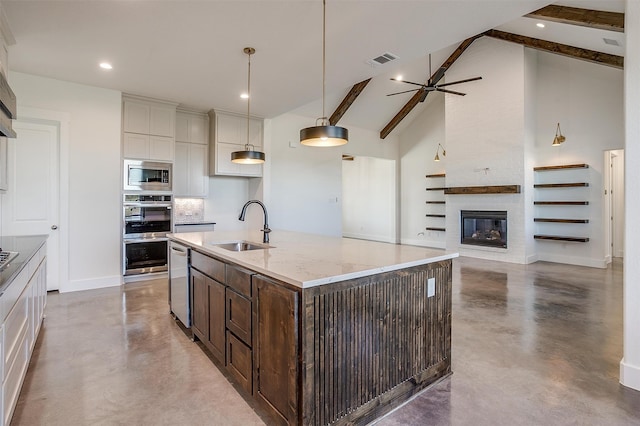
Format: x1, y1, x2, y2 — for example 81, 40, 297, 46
484, 29, 623, 69
526, 5, 624, 32
329, 78, 371, 125
379, 34, 483, 139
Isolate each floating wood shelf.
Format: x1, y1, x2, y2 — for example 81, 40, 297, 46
426, 227, 446, 232
534, 183, 589, 188
426, 187, 446, 191
534, 218, 589, 223
426, 201, 446, 204
426, 214, 446, 218
534, 201, 589, 205
425, 173, 446, 178
534, 235, 589, 243
443, 185, 521, 195
534, 164, 589, 171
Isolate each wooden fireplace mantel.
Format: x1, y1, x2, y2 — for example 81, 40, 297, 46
444, 185, 521, 195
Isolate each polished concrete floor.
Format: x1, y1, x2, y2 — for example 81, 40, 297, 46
12, 257, 640, 425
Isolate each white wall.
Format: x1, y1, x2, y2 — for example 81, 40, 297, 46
204, 176, 252, 231
399, 94, 446, 248
9, 72, 122, 292
533, 51, 623, 268
268, 112, 399, 237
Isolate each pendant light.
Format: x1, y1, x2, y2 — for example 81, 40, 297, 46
300, 0, 348, 147
231, 47, 266, 164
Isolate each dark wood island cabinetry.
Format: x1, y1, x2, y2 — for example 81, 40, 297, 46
171, 231, 456, 426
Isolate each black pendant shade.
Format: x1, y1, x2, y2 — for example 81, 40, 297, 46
231, 148, 266, 164
299, 124, 348, 147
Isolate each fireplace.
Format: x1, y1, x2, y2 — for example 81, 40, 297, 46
461, 210, 507, 248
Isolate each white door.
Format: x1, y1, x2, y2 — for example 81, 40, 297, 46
2, 120, 60, 290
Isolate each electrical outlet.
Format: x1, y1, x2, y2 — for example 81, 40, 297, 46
427, 278, 435, 297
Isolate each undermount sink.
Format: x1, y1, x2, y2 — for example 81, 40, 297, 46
211, 241, 270, 252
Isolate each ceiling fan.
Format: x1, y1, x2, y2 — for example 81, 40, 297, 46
387, 54, 482, 102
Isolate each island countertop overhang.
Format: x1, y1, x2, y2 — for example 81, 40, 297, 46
168, 230, 458, 288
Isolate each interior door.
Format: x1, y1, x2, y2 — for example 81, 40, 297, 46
2, 120, 60, 290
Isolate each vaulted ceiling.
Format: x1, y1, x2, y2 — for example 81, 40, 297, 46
2, 0, 626, 136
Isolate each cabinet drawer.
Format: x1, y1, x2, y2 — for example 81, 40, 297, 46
191, 251, 225, 283
227, 331, 252, 395
226, 288, 251, 345
226, 265, 252, 298
3, 321, 28, 426
3, 295, 28, 377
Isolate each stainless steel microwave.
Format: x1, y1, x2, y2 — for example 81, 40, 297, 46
124, 160, 172, 192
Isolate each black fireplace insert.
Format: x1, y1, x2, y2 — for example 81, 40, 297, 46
461, 210, 507, 248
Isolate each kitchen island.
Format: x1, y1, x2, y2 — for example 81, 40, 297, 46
169, 230, 458, 426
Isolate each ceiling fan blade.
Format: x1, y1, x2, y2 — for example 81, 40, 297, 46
386, 88, 421, 97
436, 76, 482, 88
436, 88, 466, 96
418, 90, 429, 103
390, 78, 427, 88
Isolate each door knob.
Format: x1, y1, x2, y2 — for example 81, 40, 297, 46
51, 225, 58, 230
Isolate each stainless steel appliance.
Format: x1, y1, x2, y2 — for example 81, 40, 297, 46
169, 241, 190, 328
0, 71, 17, 138
124, 159, 172, 192
123, 194, 172, 276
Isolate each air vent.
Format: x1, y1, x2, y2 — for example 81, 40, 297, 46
603, 38, 620, 46
366, 52, 398, 67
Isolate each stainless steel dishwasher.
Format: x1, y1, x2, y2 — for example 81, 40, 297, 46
169, 241, 190, 328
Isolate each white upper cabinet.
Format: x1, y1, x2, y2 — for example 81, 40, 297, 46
176, 111, 207, 144
174, 110, 209, 197
122, 95, 177, 161
208, 110, 263, 178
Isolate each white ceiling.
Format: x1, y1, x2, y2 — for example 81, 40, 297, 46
1, 0, 627, 135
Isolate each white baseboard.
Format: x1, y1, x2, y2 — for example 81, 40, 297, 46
525, 253, 539, 264
400, 238, 446, 249
536, 253, 607, 269
61, 275, 122, 293
620, 359, 640, 391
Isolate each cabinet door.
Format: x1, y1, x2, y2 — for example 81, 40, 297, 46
173, 142, 189, 196
190, 115, 207, 144
123, 101, 150, 134
216, 113, 244, 144
191, 269, 209, 343
226, 288, 251, 345
208, 278, 226, 365
253, 275, 299, 424
175, 113, 190, 142
149, 105, 175, 137
149, 135, 174, 161
189, 143, 208, 196
123, 133, 149, 159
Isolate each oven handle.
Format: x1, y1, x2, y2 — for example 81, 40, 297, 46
123, 237, 169, 244
123, 203, 172, 208
170, 245, 188, 256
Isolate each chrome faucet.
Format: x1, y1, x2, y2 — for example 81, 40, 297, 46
238, 200, 271, 243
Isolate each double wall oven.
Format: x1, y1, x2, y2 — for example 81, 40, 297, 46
123, 193, 173, 277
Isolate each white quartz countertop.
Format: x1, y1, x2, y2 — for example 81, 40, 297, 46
169, 230, 458, 289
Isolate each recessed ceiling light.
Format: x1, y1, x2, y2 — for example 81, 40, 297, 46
536, 22, 545, 28
240, 93, 249, 99
99, 62, 113, 70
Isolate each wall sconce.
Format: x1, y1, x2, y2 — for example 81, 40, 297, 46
552, 123, 566, 146
434, 143, 446, 161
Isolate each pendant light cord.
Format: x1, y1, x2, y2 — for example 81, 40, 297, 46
246, 49, 251, 150
322, 0, 326, 125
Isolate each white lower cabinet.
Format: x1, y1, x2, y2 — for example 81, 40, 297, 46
1, 244, 47, 426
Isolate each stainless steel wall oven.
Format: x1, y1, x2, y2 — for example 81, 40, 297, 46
123, 194, 172, 276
